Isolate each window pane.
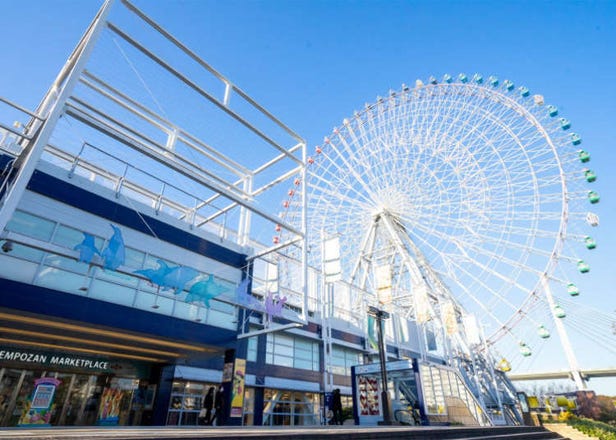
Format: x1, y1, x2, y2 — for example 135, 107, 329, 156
8, 211, 55, 241
273, 354, 293, 368
36, 266, 89, 294
88, 279, 136, 307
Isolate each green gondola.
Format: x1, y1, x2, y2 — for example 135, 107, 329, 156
567, 283, 580, 296
537, 325, 550, 338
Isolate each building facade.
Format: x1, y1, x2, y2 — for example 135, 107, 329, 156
0, 0, 521, 429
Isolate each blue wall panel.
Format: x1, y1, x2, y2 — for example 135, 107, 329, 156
27, 170, 247, 268
0, 277, 237, 347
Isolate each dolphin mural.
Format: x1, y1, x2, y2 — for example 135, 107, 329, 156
134, 260, 199, 295
162, 266, 200, 295
101, 224, 125, 270
185, 275, 229, 308
235, 278, 263, 311
134, 260, 172, 287
73, 232, 99, 264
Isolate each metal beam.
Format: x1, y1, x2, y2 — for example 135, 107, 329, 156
508, 368, 616, 381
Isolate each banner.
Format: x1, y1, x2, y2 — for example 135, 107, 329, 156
414, 288, 431, 324
230, 358, 246, 417
441, 301, 458, 335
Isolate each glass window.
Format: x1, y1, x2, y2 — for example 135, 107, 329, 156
88, 279, 136, 307
167, 380, 218, 426
331, 346, 361, 376
266, 333, 320, 371
243, 387, 255, 426
35, 265, 90, 294
7, 210, 56, 241
53, 224, 104, 252
262, 389, 319, 426
247, 336, 258, 362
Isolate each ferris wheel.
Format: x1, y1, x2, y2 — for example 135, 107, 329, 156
282, 73, 601, 388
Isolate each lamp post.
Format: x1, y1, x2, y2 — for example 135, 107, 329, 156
368, 306, 392, 425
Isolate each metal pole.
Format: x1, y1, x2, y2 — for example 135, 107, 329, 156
372, 307, 392, 425
540, 277, 586, 390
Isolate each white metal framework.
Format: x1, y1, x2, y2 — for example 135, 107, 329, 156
286, 75, 600, 390
0, 0, 308, 323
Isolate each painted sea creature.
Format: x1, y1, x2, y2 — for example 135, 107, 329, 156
134, 260, 172, 287
134, 260, 199, 295
265, 291, 287, 318
185, 275, 229, 307
235, 278, 263, 311
101, 224, 125, 270
162, 266, 199, 295
73, 232, 99, 264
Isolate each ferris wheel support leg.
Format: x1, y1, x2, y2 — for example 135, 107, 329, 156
540, 277, 587, 390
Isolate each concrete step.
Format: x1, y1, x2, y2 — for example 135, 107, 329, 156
457, 430, 567, 439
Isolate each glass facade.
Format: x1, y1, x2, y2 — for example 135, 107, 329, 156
331, 347, 362, 376
262, 389, 319, 426
265, 333, 319, 371
2, 210, 237, 328
166, 380, 219, 426
0, 367, 144, 427
419, 363, 489, 425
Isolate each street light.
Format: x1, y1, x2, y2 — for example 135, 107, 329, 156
368, 305, 393, 425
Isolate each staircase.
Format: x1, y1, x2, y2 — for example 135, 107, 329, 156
543, 423, 600, 440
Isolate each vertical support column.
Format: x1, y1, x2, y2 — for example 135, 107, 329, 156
321, 282, 334, 394
369, 306, 392, 425
224, 334, 249, 426
237, 175, 252, 246
540, 276, 586, 390
151, 365, 175, 426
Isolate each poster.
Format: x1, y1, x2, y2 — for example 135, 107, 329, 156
18, 377, 61, 426
96, 387, 126, 425
230, 358, 246, 417
358, 376, 380, 416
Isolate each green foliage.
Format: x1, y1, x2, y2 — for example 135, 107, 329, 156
569, 417, 616, 440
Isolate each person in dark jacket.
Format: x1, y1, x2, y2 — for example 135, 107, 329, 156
200, 387, 215, 425
332, 388, 343, 425
213, 385, 225, 426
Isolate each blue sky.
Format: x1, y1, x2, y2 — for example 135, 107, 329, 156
1, 0, 615, 394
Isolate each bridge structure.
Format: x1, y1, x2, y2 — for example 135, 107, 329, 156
508, 368, 616, 382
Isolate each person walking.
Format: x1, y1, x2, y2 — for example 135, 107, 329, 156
200, 387, 215, 425
332, 388, 343, 425
213, 385, 225, 426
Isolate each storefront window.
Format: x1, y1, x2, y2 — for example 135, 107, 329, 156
262, 389, 319, 426
167, 380, 218, 426
0, 367, 145, 428
243, 387, 254, 426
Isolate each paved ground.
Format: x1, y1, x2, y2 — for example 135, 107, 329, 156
544, 423, 599, 440
0, 425, 560, 440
